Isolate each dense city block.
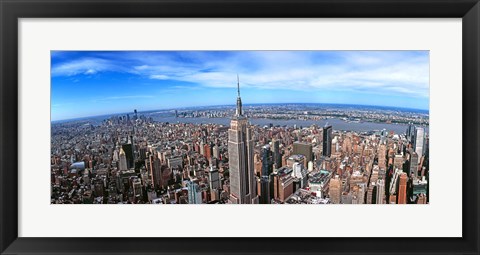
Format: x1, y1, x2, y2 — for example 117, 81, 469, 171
51, 82, 429, 205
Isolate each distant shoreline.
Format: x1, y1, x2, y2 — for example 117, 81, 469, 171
51, 102, 429, 123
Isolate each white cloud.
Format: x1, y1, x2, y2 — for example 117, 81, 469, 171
149, 74, 169, 80
84, 69, 97, 75
52, 51, 429, 98
51, 58, 114, 76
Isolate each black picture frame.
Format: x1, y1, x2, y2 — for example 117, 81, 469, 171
1, 0, 479, 254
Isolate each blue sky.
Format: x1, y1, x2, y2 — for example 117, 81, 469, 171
51, 51, 429, 121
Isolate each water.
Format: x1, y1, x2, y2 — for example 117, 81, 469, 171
53, 103, 429, 135
148, 116, 425, 134
54, 114, 426, 135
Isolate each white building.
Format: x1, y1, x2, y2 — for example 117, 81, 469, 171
415, 127, 425, 156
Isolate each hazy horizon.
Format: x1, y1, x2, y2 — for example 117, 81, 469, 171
51, 102, 429, 123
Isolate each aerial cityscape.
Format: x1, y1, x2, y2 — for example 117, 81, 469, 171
50, 51, 429, 204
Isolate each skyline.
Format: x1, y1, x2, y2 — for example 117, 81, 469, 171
51, 51, 429, 121
51, 102, 429, 123
50, 90, 429, 205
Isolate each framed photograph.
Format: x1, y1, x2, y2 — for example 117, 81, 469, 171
1, 0, 479, 254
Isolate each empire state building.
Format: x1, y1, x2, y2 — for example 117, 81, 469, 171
228, 75, 259, 204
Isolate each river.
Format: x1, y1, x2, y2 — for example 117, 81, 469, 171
149, 116, 428, 135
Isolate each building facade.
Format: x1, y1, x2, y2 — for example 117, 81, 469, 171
187, 181, 202, 204
415, 127, 425, 157
323, 125, 333, 157
293, 142, 313, 163
228, 76, 258, 204
397, 173, 408, 204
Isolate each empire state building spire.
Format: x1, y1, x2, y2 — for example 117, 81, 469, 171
236, 74, 243, 116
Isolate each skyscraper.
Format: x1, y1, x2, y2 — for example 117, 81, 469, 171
376, 179, 385, 204
322, 125, 333, 157
397, 173, 408, 204
212, 145, 220, 159
329, 175, 341, 204
272, 139, 282, 169
121, 143, 134, 169
393, 154, 404, 171
291, 162, 308, 188
261, 145, 273, 176
409, 151, 419, 177
153, 157, 163, 188
208, 166, 220, 190
414, 127, 425, 156
380, 128, 387, 144
228, 75, 258, 204
293, 141, 313, 163
378, 144, 387, 171
132, 178, 142, 198
119, 148, 128, 171
187, 181, 202, 204
259, 176, 271, 204
258, 145, 274, 204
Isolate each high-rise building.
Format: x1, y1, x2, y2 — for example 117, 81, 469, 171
380, 128, 387, 144
119, 148, 128, 171
291, 162, 308, 188
228, 76, 258, 204
208, 166, 220, 190
187, 181, 202, 204
322, 125, 333, 157
397, 173, 408, 204
259, 176, 271, 204
272, 167, 294, 202
415, 127, 425, 156
357, 183, 366, 204
146, 151, 163, 189
261, 145, 273, 176
409, 151, 419, 177
121, 143, 134, 169
293, 142, 313, 163
393, 154, 404, 171
152, 157, 163, 188
132, 178, 142, 198
378, 144, 387, 171
389, 194, 397, 204
406, 124, 416, 144
272, 139, 282, 169
139, 147, 147, 161
367, 183, 375, 204
146, 154, 154, 185
203, 143, 211, 159
329, 175, 341, 204
212, 145, 220, 159
376, 179, 385, 204
389, 168, 402, 196
199, 141, 205, 155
